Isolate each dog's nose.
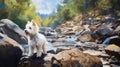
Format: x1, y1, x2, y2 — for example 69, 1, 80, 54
24, 29, 27, 32
24, 30, 28, 34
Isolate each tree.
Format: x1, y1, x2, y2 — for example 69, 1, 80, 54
42, 0, 120, 27
0, 0, 41, 28
48, 0, 86, 26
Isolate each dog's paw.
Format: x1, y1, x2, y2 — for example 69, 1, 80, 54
44, 51, 47, 54
36, 52, 42, 57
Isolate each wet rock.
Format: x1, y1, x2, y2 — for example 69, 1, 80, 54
83, 49, 103, 56
0, 19, 27, 44
109, 37, 120, 46
76, 42, 106, 51
39, 27, 58, 36
0, 33, 23, 67
103, 36, 120, 46
112, 30, 120, 36
94, 27, 113, 37
91, 27, 113, 43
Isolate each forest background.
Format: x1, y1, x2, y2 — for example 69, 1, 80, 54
0, 0, 120, 28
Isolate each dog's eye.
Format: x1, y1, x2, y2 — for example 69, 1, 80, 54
29, 27, 32, 29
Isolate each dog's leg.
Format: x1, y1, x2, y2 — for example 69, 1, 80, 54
36, 45, 42, 57
42, 42, 46, 54
28, 46, 34, 56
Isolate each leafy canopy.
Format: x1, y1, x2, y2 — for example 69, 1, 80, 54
0, 0, 41, 28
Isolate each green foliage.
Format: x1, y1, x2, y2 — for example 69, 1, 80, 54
46, 0, 120, 28
0, 0, 41, 28
97, 0, 111, 10
62, 0, 86, 18
42, 17, 53, 26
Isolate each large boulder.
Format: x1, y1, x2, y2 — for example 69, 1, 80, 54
0, 19, 27, 44
19, 48, 102, 67
94, 27, 113, 37
0, 33, 23, 67
52, 48, 102, 67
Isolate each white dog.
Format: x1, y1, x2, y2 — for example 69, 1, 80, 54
24, 20, 47, 57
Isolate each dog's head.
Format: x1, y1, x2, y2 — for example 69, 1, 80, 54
24, 20, 39, 36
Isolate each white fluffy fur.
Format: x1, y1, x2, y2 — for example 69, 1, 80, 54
24, 20, 47, 57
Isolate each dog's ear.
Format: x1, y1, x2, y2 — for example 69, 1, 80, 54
31, 20, 36, 26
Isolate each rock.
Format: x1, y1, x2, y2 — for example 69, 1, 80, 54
57, 21, 83, 36
91, 27, 113, 43
94, 27, 113, 36
105, 44, 120, 58
100, 58, 110, 67
112, 30, 120, 36
18, 48, 102, 67
0, 33, 23, 67
102, 36, 120, 46
109, 37, 120, 46
114, 25, 120, 31
77, 33, 95, 42
0, 19, 27, 44
83, 49, 103, 56
105, 44, 120, 53
0, 45, 23, 67
83, 24, 91, 32
40, 27, 58, 36
0, 33, 24, 51
45, 48, 103, 67
18, 53, 47, 67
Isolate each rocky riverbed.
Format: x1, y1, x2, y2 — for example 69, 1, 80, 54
0, 18, 120, 67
